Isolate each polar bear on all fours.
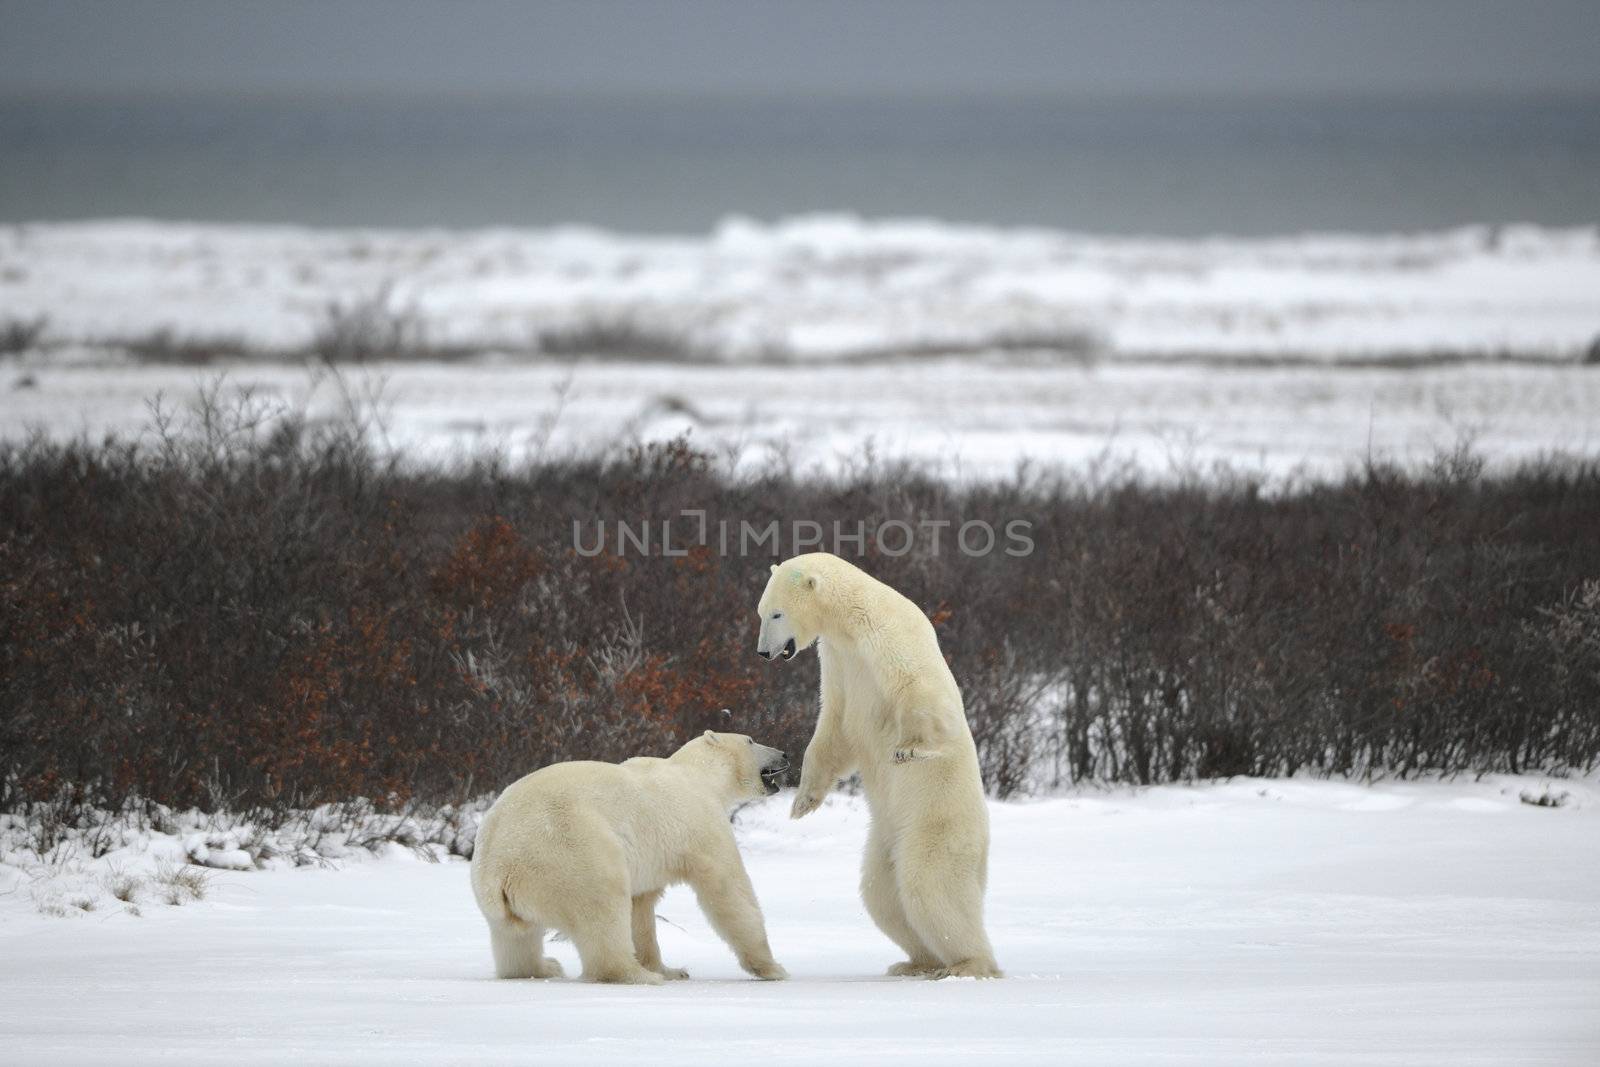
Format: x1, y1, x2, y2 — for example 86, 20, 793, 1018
470, 731, 791, 984
756, 552, 1002, 979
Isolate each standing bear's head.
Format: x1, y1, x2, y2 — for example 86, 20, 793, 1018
755, 560, 827, 662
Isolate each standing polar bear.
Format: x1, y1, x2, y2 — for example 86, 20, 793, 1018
470, 731, 791, 984
756, 552, 1001, 979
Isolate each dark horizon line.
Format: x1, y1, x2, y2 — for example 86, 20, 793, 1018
5, 83, 1600, 108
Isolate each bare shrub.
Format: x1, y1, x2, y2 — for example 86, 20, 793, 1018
123, 329, 252, 365
1, 313, 48, 355
311, 284, 434, 364
535, 316, 699, 361
2, 390, 1598, 829
33, 897, 72, 919
152, 859, 211, 904
103, 867, 143, 903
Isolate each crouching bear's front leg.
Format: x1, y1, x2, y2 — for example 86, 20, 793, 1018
686, 836, 789, 981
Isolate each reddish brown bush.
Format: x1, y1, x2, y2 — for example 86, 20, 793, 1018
3, 403, 1600, 825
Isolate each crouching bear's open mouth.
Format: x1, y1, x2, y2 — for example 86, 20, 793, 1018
760, 760, 790, 794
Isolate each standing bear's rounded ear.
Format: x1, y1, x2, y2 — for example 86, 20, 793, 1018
769, 564, 779, 574
702, 729, 721, 746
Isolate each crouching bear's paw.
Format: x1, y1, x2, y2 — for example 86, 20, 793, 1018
744, 959, 790, 981
653, 965, 690, 981
595, 966, 666, 986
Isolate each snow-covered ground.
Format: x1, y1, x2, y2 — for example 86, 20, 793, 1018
3, 777, 1597, 1065
5, 217, 1600, 361
6, 217, 1600, 478
7, 357, 1599, 479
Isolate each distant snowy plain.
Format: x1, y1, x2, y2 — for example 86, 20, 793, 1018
2, 778, 1597, 1065
4, 218, 1600, 478
7, 217, 1600, 361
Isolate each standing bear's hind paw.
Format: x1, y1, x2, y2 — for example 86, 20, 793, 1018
887, 959, 943, 977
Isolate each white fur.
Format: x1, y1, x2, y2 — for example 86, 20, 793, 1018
757, 552, 1002, 979
469, 732, 789, 984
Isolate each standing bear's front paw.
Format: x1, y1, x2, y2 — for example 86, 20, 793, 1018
892, 706, 945, 764
790, 788, 824, 819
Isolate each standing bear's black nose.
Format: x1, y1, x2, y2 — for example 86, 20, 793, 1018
757, 649, 772, 660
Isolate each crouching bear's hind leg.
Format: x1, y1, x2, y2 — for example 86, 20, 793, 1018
568, 905, 666, 985
539, 833, 663, 985
485, 873, 563, 979
563, 869, 665, 985
487, 915, 564, 979
632, 889, 689, 980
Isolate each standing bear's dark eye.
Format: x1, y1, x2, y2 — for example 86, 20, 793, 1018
772, 612, 783, 620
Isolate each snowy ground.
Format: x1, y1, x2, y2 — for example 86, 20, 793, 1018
6, 217, 1600, 478
3, 777, 1597, 1065
5, 218, 1600, 361
8, 357, 1600, 480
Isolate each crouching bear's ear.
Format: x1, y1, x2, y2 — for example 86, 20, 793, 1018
703, 729, 721, 746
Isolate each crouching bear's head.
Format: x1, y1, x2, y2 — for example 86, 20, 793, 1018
755, 561, 824, 663
680, 730, 789, 803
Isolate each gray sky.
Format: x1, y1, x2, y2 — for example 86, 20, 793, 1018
2, 0, 1597, 99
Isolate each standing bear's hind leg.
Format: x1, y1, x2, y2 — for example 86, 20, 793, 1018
897, 840, 1002, 979
861, 831, 941, 976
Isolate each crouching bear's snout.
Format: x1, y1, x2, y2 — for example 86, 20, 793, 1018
759, 747, 790, 794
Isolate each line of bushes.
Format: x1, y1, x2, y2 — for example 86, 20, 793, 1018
3, 392, 1599, 831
